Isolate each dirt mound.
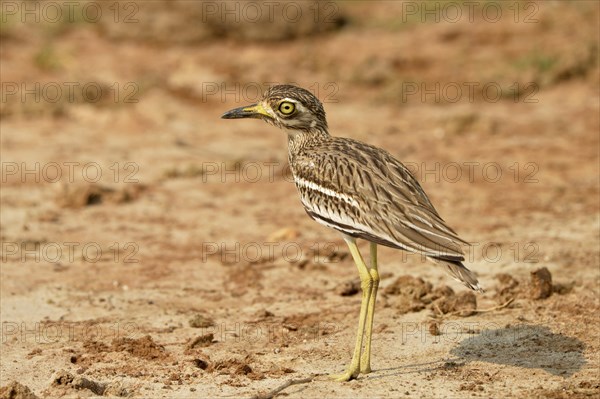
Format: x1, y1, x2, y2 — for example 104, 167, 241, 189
110, 335, 168, 361
187, 333, 215, 349
50, 370, 128, 397
0, 381, 38, 399
55, 182, 146, 208
211, 357, 265, 380
493, 267, 573, 302
189, 314, 215, 328
382, 268, 573, 319
383, 275, 477, 316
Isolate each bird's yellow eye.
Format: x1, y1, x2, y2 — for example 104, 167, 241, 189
278, 101, 296, 115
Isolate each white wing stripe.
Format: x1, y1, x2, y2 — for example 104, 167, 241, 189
294, 176, 360, 208
300, 195, 460, 258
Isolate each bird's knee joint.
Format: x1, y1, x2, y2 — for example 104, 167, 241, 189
360, 277, 373, 291
370, 269, 380, 284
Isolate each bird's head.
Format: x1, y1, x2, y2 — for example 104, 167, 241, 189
221, 84, 328, 134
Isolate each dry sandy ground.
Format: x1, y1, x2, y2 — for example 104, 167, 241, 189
1, 1, 599, 398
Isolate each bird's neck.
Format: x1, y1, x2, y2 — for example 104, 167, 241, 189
286, 128, 330, 154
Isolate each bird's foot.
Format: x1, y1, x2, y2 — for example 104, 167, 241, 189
329, 359, 361, 381
329, 369, 359, 382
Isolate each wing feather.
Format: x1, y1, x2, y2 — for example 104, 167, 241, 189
291, 137, 468, 260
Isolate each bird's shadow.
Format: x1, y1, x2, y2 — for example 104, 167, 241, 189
371, 324, 586, 379
449, 324, 586, 377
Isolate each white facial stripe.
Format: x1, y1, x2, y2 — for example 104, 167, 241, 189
281, 97, 299, 105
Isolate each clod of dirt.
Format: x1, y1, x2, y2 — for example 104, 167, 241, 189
111, 335, 167, 360
427, 285, 456, 302
384, 275, 433, 314
26, 348, 42, 359
254, 309, 275, 319
83, 340, 109, 353
49, 371, 126, 397
495, 273, 520, 296
55, 182, 146, 208
459, 382, 484, 392
103, 382, 129, 397
188, 333, 214, 349
189, 314, 215, 328
384, 275, 432, 298
212, 358, 264, 380
493, 270, 572, 301
492, 273, 524, 304
428, 321, 441, 336
52, 370, 74, 386
71, 376, 106, 396
192, 358, 209, 370
395, 296, 428, 314
0, 381, 39, 399
433, 291, 478, 317
381, 275, 479, 316
335, 279, 360, 296
237, 364, 252, 375
530, 267, 553, 299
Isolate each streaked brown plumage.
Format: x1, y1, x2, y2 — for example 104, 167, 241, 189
222, 84, 482, 381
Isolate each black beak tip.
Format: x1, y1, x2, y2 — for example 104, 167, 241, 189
221, 106, 250, 120
221, 109, 238, 119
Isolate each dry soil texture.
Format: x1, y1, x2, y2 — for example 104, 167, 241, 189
1, 1, 599, 398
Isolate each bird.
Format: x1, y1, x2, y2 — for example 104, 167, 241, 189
221, 84, 483, 381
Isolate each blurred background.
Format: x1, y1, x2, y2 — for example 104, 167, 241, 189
1, 1, 599, 397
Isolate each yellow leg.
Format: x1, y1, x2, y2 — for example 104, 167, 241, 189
360, 242, 379, 374
330, 236, 373, 382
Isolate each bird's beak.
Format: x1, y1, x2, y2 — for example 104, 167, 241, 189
221, 103, 271, 120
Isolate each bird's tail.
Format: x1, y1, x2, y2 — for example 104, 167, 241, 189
432, 259, 484, 293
